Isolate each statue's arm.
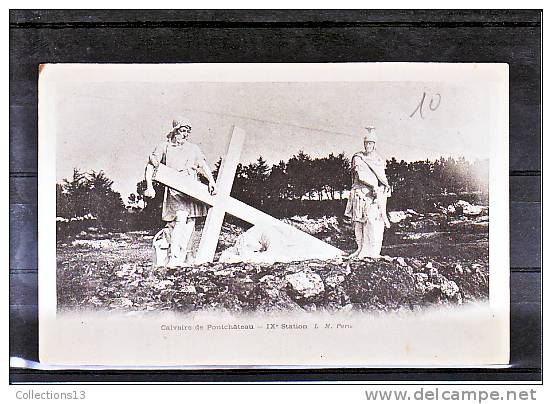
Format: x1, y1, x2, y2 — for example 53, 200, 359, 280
143, 164, 157, 198
199, 159, 217, 195
198, 158, 216, 184
353, 156, 377, 189
195, 147, 217, 195
144, 143, 164, 198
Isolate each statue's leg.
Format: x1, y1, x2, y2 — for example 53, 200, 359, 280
184, 218, 196, 263
380, 193, 391, 228
163, 221, 175, 245
357, 217, 385, 258
373, 218, 385, 256
167, 210, 194, 268
348, 221, 364, 259
152, 228, 170, 267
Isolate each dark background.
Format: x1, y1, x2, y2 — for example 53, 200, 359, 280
9, 9, 542, 382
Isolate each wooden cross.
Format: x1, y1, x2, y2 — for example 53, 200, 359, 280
154, 125, 343, 264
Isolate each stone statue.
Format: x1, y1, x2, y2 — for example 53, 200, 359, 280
344, 127, 391, 258
144, 118, 217, 267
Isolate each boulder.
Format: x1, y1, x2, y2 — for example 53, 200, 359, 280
285, 270, 325, 298
388, 211, 407, 223
395, 257, 408, 267
413, 272, 429, 286
454, 263, 464, 274
454, 200, 485, 216
109, 297, 133, 308
325, 273, 346, 288
409, 259, 424, 270
440, 279, 460, 298
155, 280, 174, 290
181, 285, 197, 294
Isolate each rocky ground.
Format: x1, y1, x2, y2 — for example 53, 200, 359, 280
57, 200, 489, 313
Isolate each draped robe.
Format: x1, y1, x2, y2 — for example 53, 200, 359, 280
344, 151, 390, 257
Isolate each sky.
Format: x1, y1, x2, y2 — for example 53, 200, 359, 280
53, 80, 493, 200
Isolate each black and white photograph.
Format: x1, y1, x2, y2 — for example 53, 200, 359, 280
38, 63, 510, 367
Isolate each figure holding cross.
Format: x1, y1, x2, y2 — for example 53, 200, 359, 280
152, 125, 344, 265
144, 118, 217, 268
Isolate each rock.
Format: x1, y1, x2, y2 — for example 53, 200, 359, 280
428, 267, 439, 278
285, 270, 325, 298
123, 263, 136, 273
255, 275, 304, 311
413, 273, 429, 283
211, 263, 224, 271
344, 263, 352, 274
388, 211, 407, 223
155, 280, 174, 290
381, 255, 394, 262
259, 274, 275, 283
214, 268, 233, 276
395, 257, 408, 267
472, 263, 483, 270
402, 233, 423, 240
260, 274, 288, 294
440, 279, 460, 298
110, 297, 133, 308
115, 264, 136, 278
413, 272, 431, 293
196, 285, 211, 293
72, 239, 114, 249
447, 204, 458, 214
263, 287, 281, 299
181, 285, 197, 294
340, 303, 354, 312
88, 296, 103, 306
424, 261, 439, 278
325, 274, 345, 288
409, 258, 424, 270
455, 200, 484, 216
464, 206, 483, 215
454, 263, 464, 274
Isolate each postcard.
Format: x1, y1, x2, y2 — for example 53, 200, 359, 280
38, 63, 509, 367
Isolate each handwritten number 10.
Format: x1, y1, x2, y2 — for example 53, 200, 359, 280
410, 92, 441, 119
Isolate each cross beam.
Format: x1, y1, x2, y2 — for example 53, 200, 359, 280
195, 126, 245, 263
154, 126, 343, 263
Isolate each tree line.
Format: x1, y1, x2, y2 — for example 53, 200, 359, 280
56, 169, 126, 223
57, 153, 489, 231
